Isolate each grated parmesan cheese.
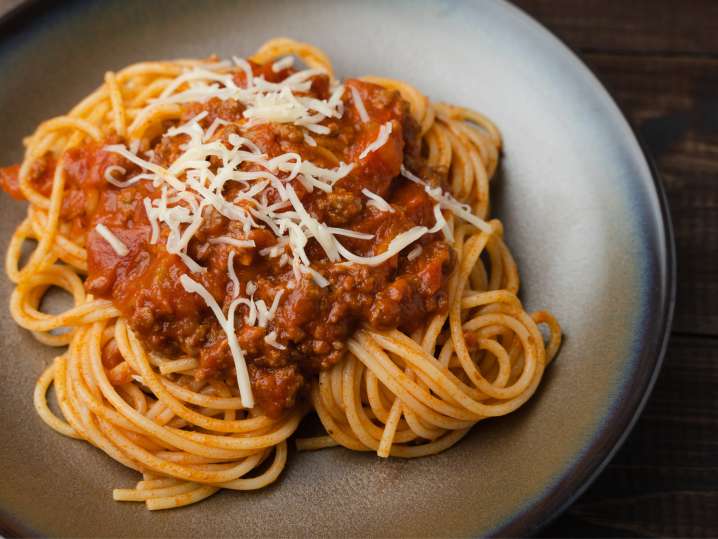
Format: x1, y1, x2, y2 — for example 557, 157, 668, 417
350, 86, 369, 123
227, 251, 240, 299
271, 56, 294, 73
301, 265, 329, 287
97, 56, 494, 412
209, 236, 256, 249
303, 132, 317, 147
264, 330, 286, 350
95, 224, 129, 256
177, 251, 206, 273
407, 245, 423, 261
104, 165, 129, 188
400, 165, 491, 234
180, 274, 253, 408
359, 121, 392, 159
362, 188, 394, 212
203, 118, 229, 141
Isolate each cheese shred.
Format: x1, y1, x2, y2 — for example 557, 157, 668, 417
94, 224, 129, 256
179, 274, 254, 408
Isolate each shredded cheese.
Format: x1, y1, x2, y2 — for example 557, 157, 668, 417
96, 56, 495, 412
362, 188, 394, 212
143, 197, 160, 244
271, 56, 294, 73
302, 266, 329, 287
400, 165, 492, 234
203, 118, 229, 141
103, 165, 138, 188
264, 330, 286, 350
177, 251, 205, 273
407, 245, 423, 261
209, 236, 256, 248
227, 251, 240, 299
180, 274, 253, 408
359, 121, 392, 159
304, 132, 317, 146
267, 290, 284, 320
256, 292, 283, 328
335, 225, 431, 266
95, 224, 129, 256
350, 86, 369, 123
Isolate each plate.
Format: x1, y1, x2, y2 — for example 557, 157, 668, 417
0, 0, 675, 536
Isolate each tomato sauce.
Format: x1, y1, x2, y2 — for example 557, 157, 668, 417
0, 66, 454, 417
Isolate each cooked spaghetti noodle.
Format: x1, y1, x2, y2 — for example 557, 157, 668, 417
1, 39, 561, 510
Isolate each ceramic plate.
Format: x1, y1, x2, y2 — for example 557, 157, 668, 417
0, 0, 674, 536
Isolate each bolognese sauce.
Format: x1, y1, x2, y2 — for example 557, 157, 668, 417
0, 62, 454, 417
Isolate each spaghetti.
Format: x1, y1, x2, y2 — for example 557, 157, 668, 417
2, 39, 561, 510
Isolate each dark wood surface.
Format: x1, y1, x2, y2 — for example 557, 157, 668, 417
511, 2, 718, 537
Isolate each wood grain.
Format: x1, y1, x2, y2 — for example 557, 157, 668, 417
541, 338, 718, 537
581, 54, 718, 336
511, 0, 718, 536
513, 0, 718, 56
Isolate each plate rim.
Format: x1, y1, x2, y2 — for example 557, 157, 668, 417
492, 3, 676, 536
0, 1, 677, 537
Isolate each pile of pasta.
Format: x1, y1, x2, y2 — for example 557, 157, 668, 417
5, 38, 560, 509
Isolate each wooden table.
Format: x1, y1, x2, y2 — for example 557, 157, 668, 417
511, 1, 717, 537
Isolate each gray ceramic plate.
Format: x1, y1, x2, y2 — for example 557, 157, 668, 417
0, 0, 674, 537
